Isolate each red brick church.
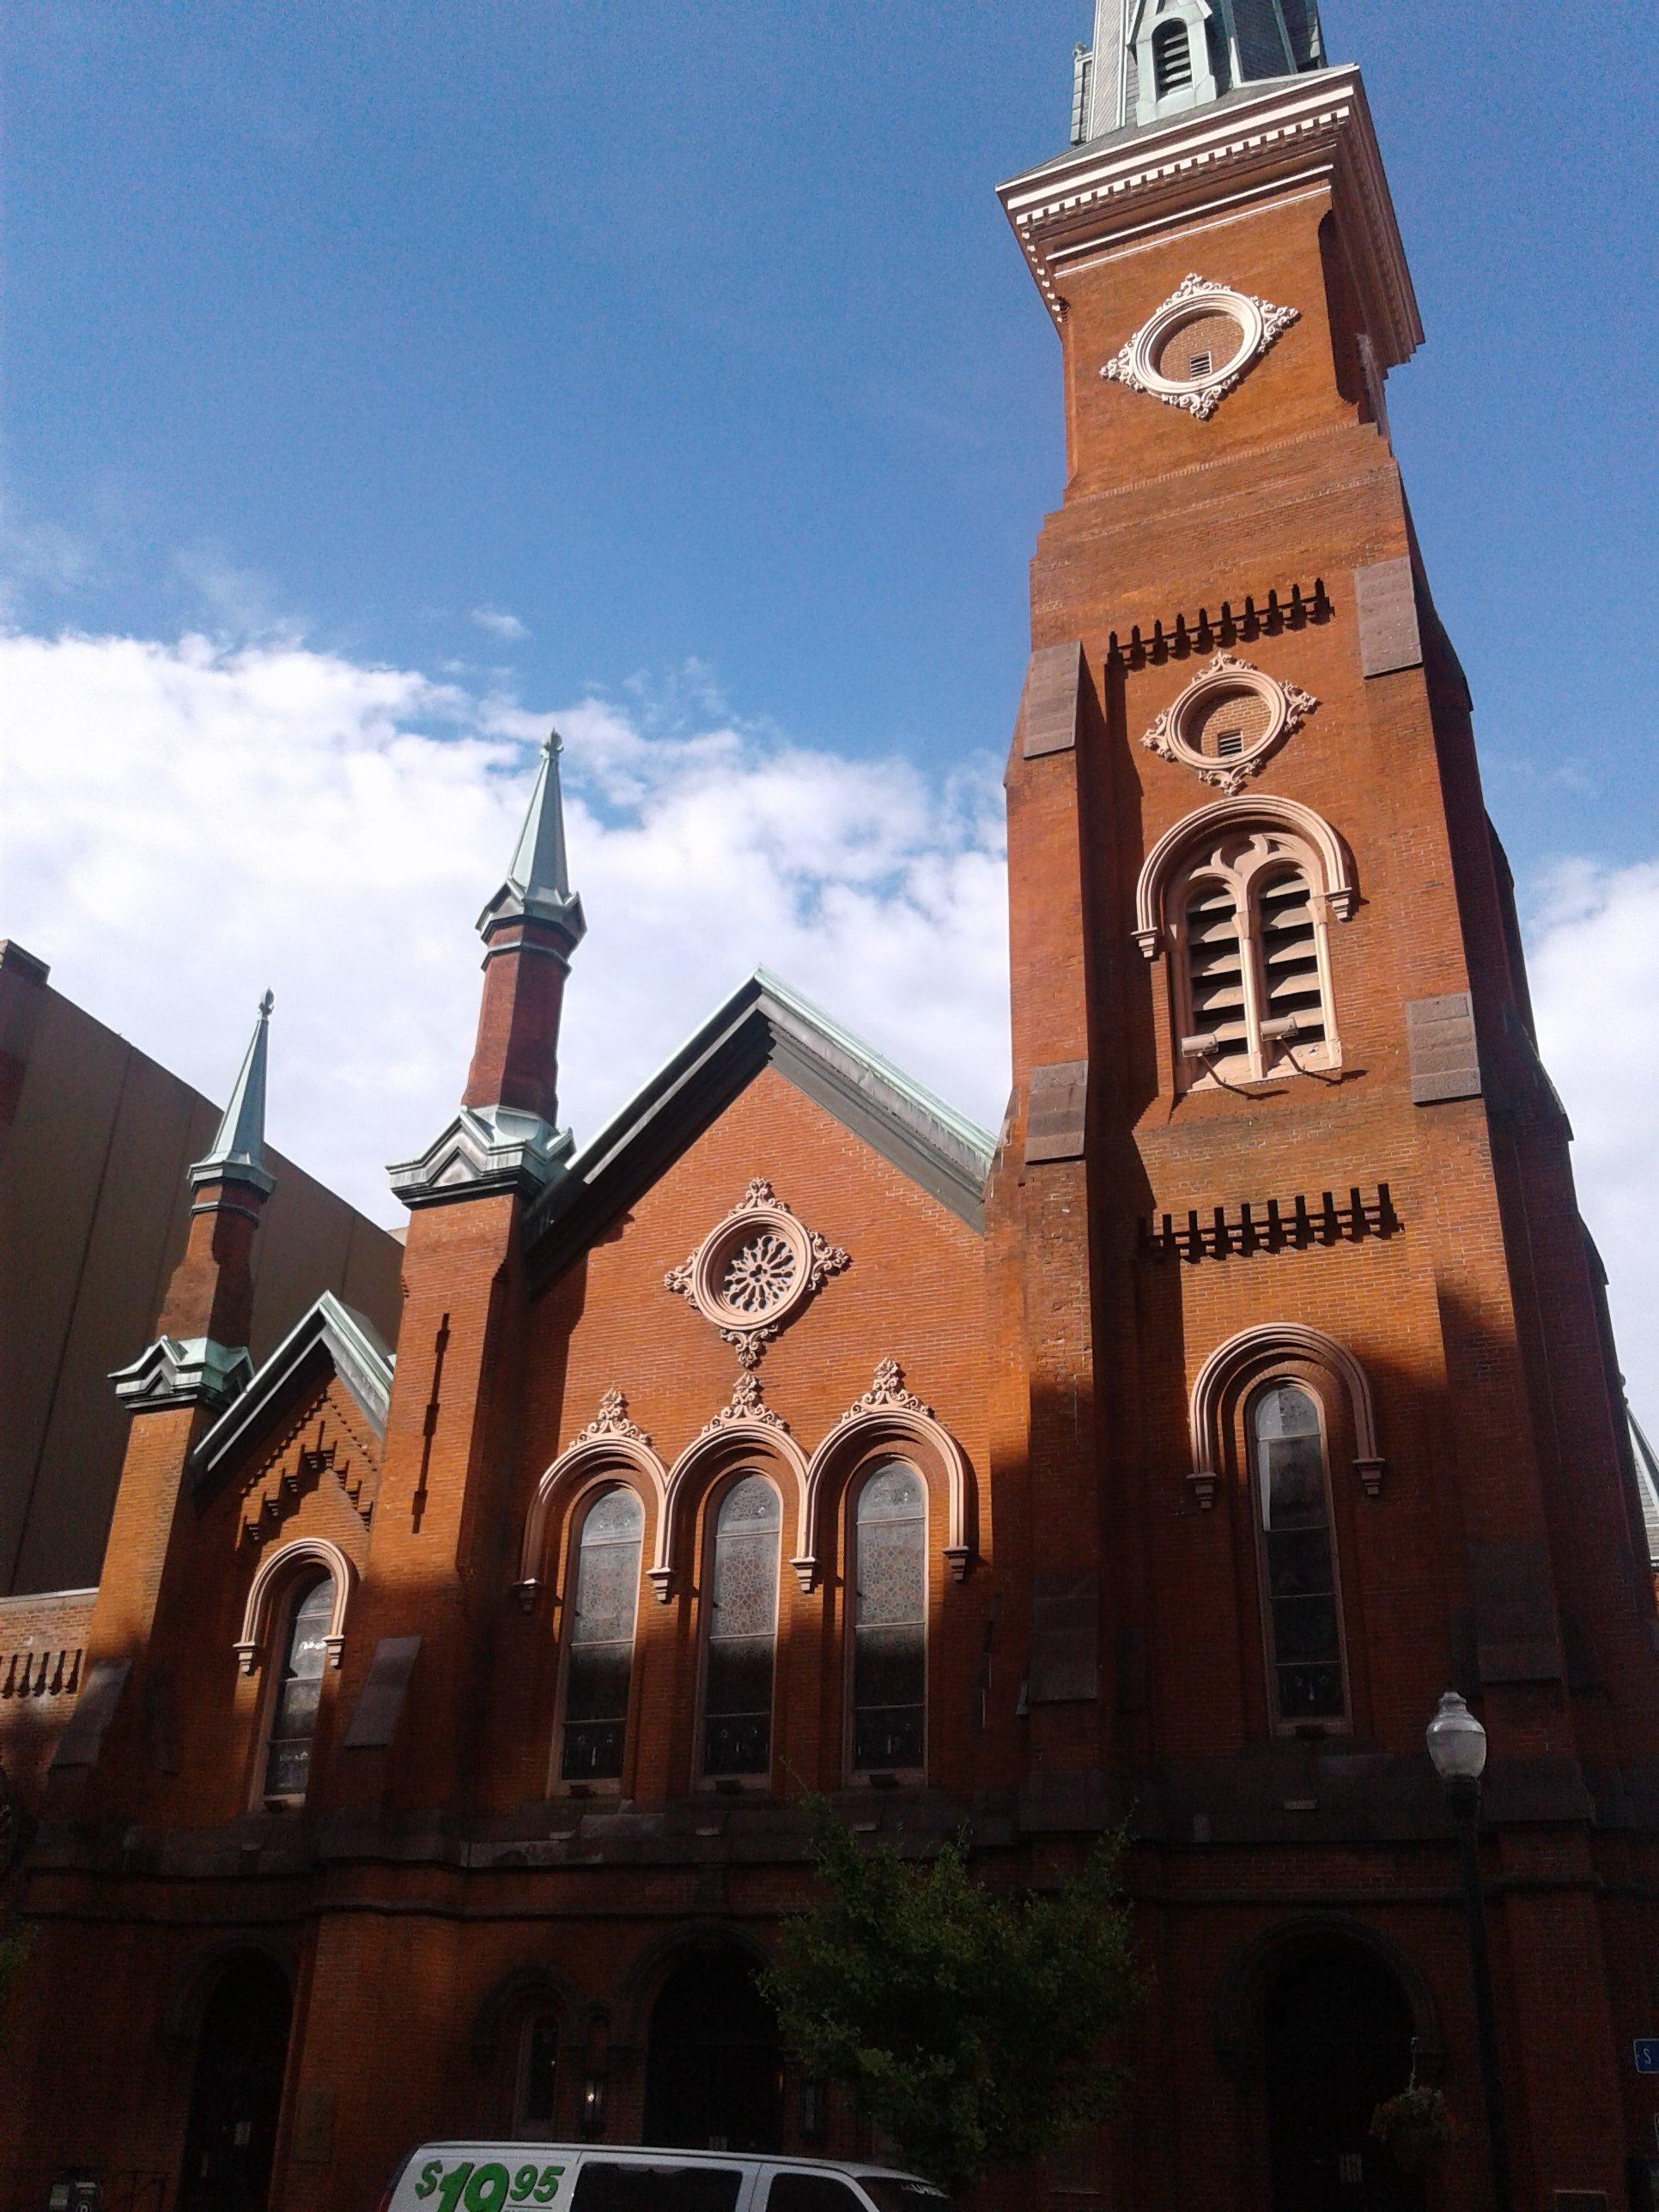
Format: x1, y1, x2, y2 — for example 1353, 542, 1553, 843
4, 4, 1657, 2207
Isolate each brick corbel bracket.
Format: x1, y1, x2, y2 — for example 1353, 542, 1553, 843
1188, 1323, 1384, 1509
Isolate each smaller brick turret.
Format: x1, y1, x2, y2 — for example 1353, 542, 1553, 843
110, 991, 276, 1412
390, 730, 586, 1203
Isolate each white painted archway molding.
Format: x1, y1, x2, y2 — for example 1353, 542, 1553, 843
516, 1414, 669, 1613
234, 1535, 355, 1674
801, 1361, 974, 1591
1134, 794, 1357, 957
1188, 1322, 1385, 1510
659, 1376, 811, 1602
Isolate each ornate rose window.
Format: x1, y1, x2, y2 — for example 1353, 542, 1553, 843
665, 1179, 849, 1367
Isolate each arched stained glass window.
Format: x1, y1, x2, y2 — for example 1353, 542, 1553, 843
850, 1461, 927, 1774
560, 1486, 643, 1784
1251, 1382, 1346, 1723
264, 1574, 333, 1802
702, 1475, 781, 1779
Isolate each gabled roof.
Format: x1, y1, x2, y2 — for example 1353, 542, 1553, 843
190, 1290, 395, 1494
525, 969, 998, 1287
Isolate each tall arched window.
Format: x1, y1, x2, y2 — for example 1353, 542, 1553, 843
559, 1486, 643, 1784
849, 1461, 927, 1774
263, 1573, 333, 1803
701, 1474, 781, 1780
1170, 827, 1340, 1088
513, 2009, 561, 2138
1250, 1382, 1347, 1726
1152, 19, 1194, 97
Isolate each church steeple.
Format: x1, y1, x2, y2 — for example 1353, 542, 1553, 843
110, 993, 278, 1410
1072, 0, 1326, 144
389, 728, 585, 1203
188, 988, 275, 1196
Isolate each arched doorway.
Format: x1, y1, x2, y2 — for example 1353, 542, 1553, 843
1265, 1942, 1425, 2210
641, 1944, 782, 2154
177, 1952, 293, 2212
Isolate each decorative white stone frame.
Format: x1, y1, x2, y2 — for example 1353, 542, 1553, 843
515, 1367, 974, 1610
801, 1361, 973, 1590
1188, 1322, 1385, 1510
664, 1178, 849, 1369
1136, 796, 1356, 1091
515, 1389, 670, 1612
234, 1535, 354, 1674
661, 1375, 812, 1602
1134, 794, 1357, 959
1139, 652, 1317, 795
1101, 273, 1298, 420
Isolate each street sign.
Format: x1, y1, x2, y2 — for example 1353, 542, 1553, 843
1635, 2039, 1659, 2075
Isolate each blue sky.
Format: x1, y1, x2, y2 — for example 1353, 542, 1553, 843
3, 2, 1656, 1413
5, 0, 1654, 868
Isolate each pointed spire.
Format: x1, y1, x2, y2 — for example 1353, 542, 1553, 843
477, 728, 587, 950
189, 990, 276, 1195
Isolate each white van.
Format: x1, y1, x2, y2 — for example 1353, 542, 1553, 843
380, 2143, 955, 2212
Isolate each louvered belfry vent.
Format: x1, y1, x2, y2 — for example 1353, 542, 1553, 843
1258, 870, 1327, 1043
1152, 21, 1194, 96
1185, 884, 1246, 1051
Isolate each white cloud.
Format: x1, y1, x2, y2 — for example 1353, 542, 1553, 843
470, 606, 529, 641
0, 626, 1009, 1237
1528, 859, 1659, 1430
3, 617, 1650, 1430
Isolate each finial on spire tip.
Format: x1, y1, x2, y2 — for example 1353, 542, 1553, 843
258, 989, 274, 1018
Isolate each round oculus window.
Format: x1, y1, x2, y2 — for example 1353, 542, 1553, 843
1139, 653, 1318, 793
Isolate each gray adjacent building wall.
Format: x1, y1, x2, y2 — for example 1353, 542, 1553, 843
0, 941, 404, 1595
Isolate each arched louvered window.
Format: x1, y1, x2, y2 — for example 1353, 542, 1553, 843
1256, 867, 1328, 1048
1152, 20, 1194, 97
263, 1573, 333, 1802
1170, 827, 1341, 1089
1250, 1382, 1347, 1726
850, 1460, 927, 1775
701, 1474, 781, 1780
559, 1486, 643, 1784
1184, 879, 1248, 1062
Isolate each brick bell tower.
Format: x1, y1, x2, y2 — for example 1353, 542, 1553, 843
994, 3, 1659, 2202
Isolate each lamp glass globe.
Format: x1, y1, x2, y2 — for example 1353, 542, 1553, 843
1426, 1689, 1488, 1781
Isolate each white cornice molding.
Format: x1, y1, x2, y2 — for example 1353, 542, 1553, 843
997, 64, 1421, 369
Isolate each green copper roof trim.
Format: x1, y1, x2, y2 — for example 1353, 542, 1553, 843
189, 989, 276, 1195
191, 1290, 396, 1492
524, 968, 998, 1279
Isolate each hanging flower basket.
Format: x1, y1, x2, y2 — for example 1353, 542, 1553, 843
1370, 2085, 1455, 2173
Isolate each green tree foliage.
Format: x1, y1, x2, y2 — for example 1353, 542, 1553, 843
760, 1802, 1139, 2196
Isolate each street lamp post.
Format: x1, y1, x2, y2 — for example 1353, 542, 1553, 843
1426, 1690, 1516, 2212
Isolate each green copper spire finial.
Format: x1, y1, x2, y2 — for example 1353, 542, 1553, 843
188, 989, 276, 1195
477, 726, 587, 949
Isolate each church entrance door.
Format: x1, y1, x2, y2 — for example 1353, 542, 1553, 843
1264, 1942, 1425, 2210
641, 1945, 783, 2154
176, 1953, 293, 2212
